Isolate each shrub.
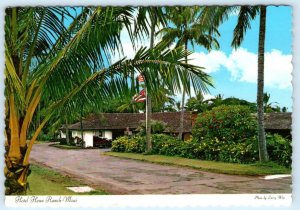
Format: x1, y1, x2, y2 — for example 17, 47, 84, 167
111, 133, 291, 168
59, 138, 67, 145
37, 131, 54, 142
111, 136, 130, 152
111, 136, 145, 153
266, 133, 292, 167
125, 136, 145, 153
192, 105, 257, 143
59, 137, 77, 146
156, 139, 184, 156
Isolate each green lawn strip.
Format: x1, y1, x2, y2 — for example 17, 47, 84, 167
104, 152, 290, 176
27, 164, 107, 195
49, 143, 82, 150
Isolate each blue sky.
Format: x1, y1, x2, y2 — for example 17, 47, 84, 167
192, 6, 292, 110
116, 6, 292, 111
67, 6, 292, 111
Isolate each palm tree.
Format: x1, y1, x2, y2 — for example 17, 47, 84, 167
185, 92, 209, 112
158, 6, 219, 139
5, 6, 213, 194
134, 7, 167, 152
263, 92, 280, 113
200, 6, 269, 161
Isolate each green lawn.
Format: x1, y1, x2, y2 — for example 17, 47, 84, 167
50, 143, 82, 150
105, 152, 290, 176
27, 164, 107, 195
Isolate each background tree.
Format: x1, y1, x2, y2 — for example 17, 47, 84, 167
159, 6, 219, 140
263, 92, 280, 113
185, 92, 210, 112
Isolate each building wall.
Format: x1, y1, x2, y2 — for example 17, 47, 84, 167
83, 131, 94, 147
103, 130, 113, 140
71, 129, 113, 147
60, 131, 66, 138
72, 131, 79, 138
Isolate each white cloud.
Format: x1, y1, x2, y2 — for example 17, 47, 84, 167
188, 50, 229, 73
188, 48, 292, 89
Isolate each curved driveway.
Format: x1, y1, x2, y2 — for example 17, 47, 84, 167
30, 143, 291, 194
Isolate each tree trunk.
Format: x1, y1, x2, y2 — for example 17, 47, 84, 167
80, 103, 84, 146
146, 15, 156, 153
5, 98, 31, 195
257, 6, 268, 161
5, 160, 30, 195
178, 39, 188, 140
65, 117, 70, 145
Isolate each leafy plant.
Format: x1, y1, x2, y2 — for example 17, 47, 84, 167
266, 134, 292, 167
111, 136, 145, 153
192, 105, 257, 143
136, 120, 167, 135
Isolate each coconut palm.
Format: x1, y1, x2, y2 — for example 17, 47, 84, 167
5, 6, 213, 194
158, 6, 219, 140
200, 6, 269, 161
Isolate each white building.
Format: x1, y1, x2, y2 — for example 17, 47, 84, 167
61, 112, 195, 147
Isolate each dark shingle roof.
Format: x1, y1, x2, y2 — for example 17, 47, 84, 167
264, 112, 292, 130
68, 112, 193, 133
67, 112, 292, 132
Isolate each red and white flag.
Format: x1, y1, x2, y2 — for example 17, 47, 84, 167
132, 89, 146, 102
137, 74, 145, 82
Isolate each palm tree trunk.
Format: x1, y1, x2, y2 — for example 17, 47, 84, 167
5, 96, 30, 195
65, 117, 70, 145
178, 40, 188, 140
146, 15, 156, 152
257, 6, 268, 161
80, 103, 84, 145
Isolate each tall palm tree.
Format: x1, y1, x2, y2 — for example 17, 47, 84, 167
158, 6, 219, 140
5, 6, 213, 194
200, 6, 269, 161
134, 7, 167, 152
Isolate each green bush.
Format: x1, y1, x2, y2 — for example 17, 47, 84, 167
111, 132, 291, 168
192, 105, 257, 143
266, 134, 292, 167
191, 136, 259, 163
59, 138, 67, 145
37, 131, 54, 142
111, 136, 130, 152
111, 136, 145, 153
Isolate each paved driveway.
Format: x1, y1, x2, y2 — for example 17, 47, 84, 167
30, 143, 291, 194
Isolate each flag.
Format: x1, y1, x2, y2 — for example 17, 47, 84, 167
137, 74, 145, 82
133, 89, 146, 102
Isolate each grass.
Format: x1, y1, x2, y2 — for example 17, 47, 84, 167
105, 152, 291, 176
27, 164, 107, 195
50, 143, 82, 150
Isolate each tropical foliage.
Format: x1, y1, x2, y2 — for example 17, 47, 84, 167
192, 105, 257, 143
158, 6, 219, 139
111, 133, 291, 167
200, 5, 269, 161
5, 7, 212, 194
